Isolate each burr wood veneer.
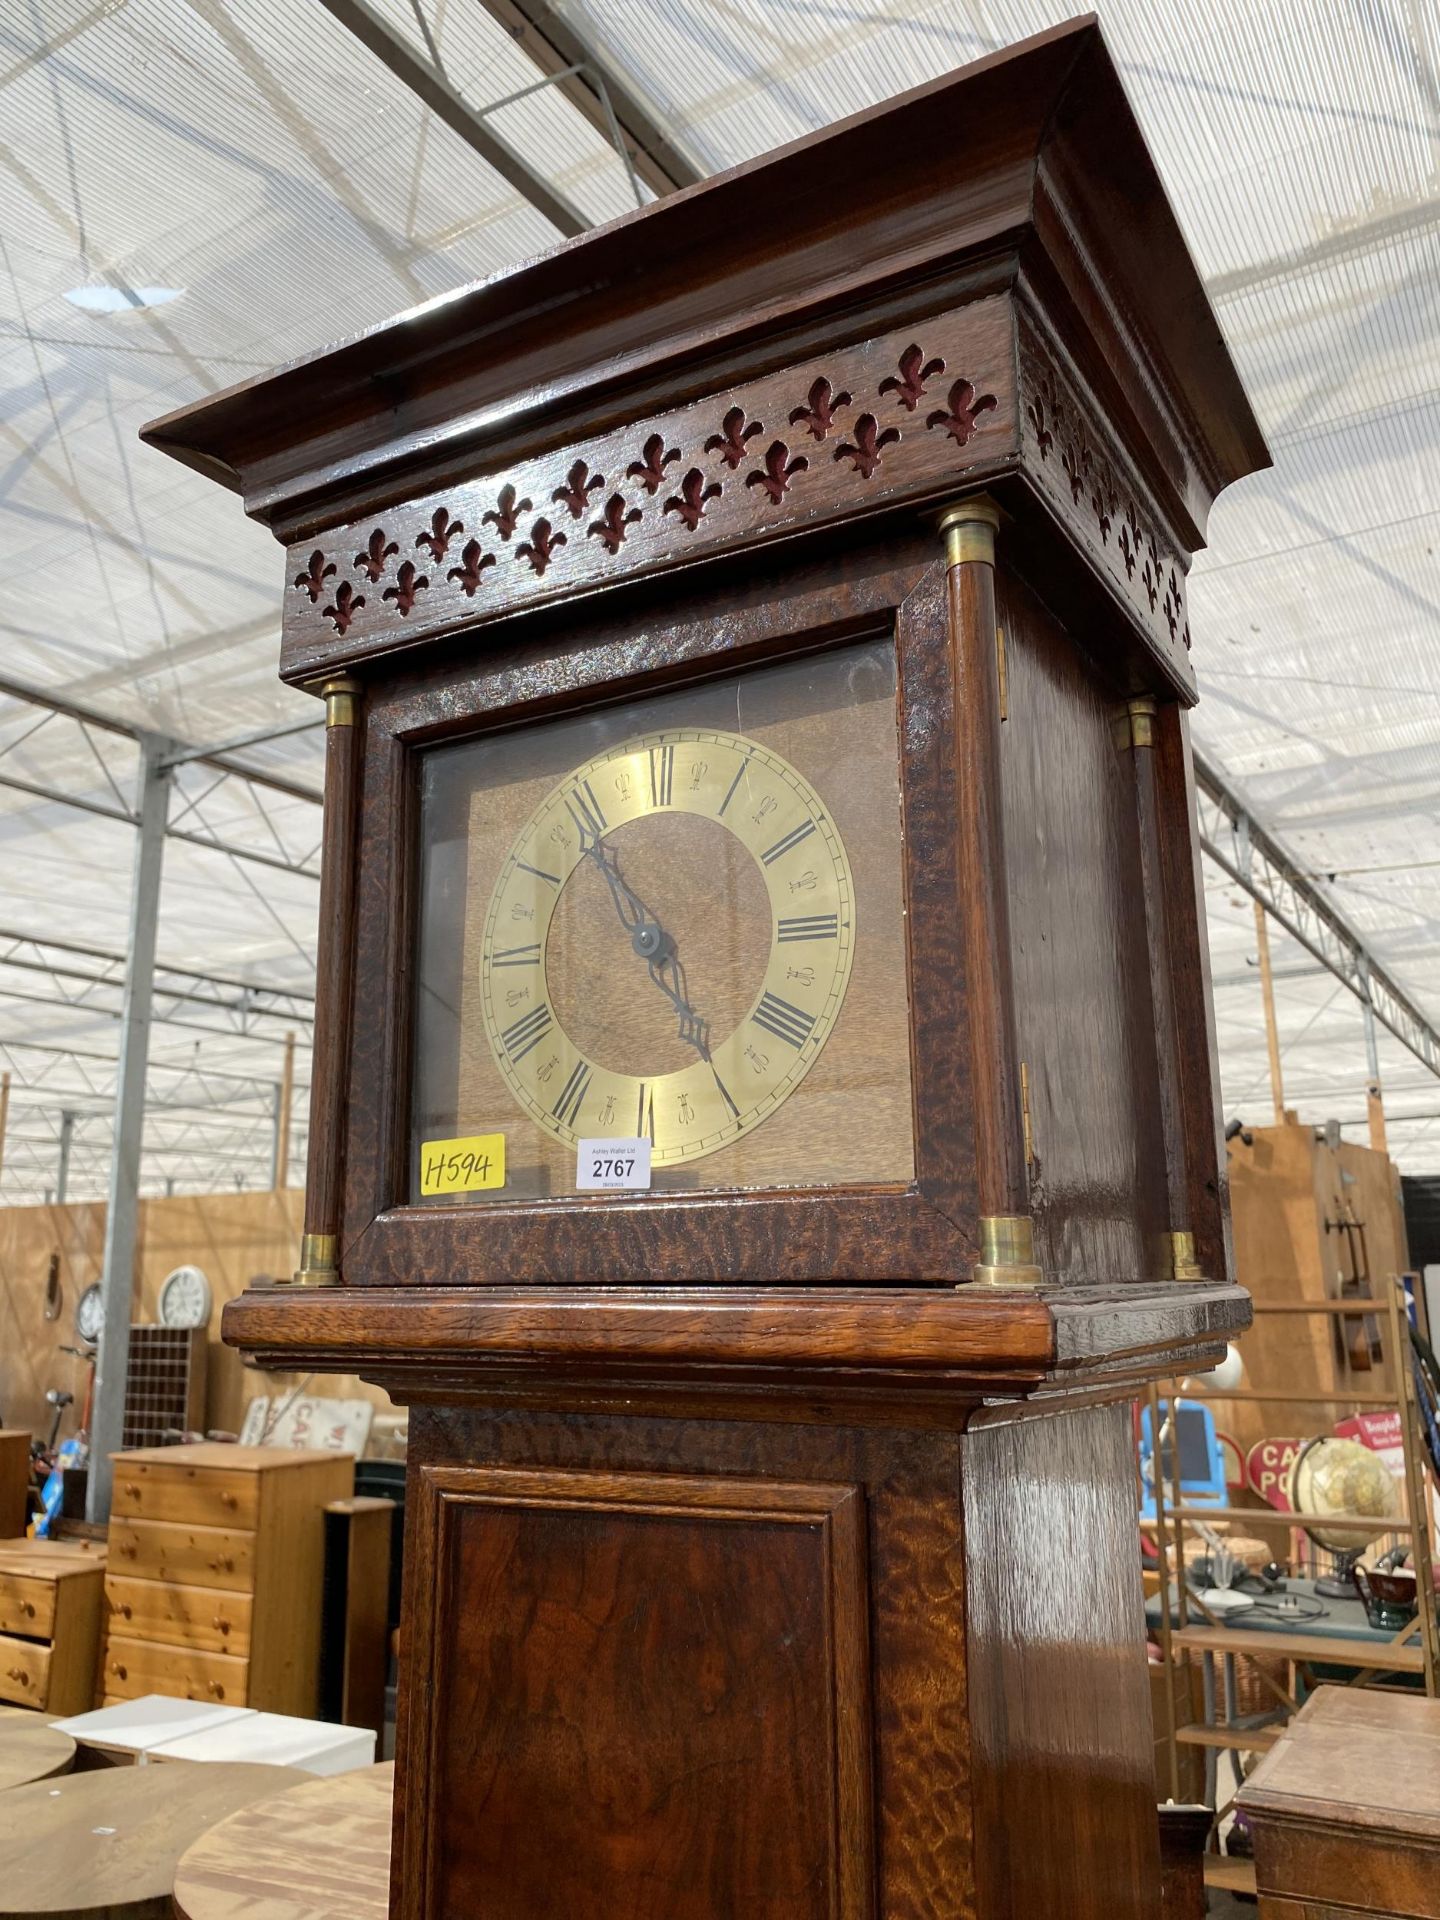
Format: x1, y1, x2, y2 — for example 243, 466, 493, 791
145, 18, 1267, 1917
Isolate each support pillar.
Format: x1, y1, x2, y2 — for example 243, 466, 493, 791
88, 739, 170, 1522
56, 1109, 76, 1204
1254, 900, 1285, 1123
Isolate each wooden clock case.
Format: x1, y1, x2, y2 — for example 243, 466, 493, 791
146, 19, 1266, 1919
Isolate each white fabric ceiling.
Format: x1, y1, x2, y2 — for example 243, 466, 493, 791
0, 0, 1436, 1203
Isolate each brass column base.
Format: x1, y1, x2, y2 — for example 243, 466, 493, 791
971, 1213, 1044, 1289
289, 1231, 341, 1288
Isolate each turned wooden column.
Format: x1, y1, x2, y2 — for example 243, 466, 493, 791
1122, 695, 1203, 1280
294, 674, 361, 1286
941, 495, 1040, 1287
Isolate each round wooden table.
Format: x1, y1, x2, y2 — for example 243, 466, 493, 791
0, 1761, 304, 1918
173, 1762, 393, 1919
0, 1716, 74, 1791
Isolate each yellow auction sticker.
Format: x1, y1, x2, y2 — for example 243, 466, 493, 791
419, 1132, 506, 1196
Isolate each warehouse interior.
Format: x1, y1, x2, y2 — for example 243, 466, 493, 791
0, 3, 1438, 1915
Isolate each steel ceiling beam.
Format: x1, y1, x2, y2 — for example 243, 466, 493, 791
1194, 750, 1440, 1079
0, 765, 322, 879
1206, 194, 1440, 302
477, 0, 700, 198
316, 0, 590, 236
0, 672, 321, 805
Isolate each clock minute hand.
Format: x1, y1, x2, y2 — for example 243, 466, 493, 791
577, 828, 711, 1062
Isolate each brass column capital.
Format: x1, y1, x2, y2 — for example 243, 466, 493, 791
1112, 694, 1157, 752
319, 675, 361, 728
939, 495, 1001, 568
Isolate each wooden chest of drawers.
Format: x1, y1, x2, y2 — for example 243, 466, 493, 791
0, 1538, 107, 1713
103, 1444, 352, 1716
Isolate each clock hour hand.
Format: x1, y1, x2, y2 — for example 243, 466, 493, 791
576, 824, 711, 1062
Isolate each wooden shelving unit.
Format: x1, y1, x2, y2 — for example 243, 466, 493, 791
1144, 1277, 1439, 1889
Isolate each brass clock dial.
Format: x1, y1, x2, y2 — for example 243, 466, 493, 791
480, 727, 855, 1165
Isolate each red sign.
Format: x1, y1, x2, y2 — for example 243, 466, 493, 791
1247, 1437, 1302, 1512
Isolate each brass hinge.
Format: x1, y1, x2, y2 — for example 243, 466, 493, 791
997, 625, 1009, 723
1020, 1059, 1033, 1164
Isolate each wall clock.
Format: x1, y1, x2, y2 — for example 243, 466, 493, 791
75, 1281, 105, 1346
158, 1263, 212, 1330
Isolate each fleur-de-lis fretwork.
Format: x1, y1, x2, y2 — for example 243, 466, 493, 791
483, 484, 532, 541
745, 440, 808, 504
1060, 441, 1088, 506
321, 581, 364, 634
1117, 523, 1137, 580
416, 506, 463, 562
626, 433, 680, 495
834, 413, 899, 480
925, 378, 998, 447
788, 376, 851, 441
879, 344, 945, 411
1090, 469, 1114, 545
1162, 569, 1181, 638
1144, 537, 1167, 610
587, 495, 641, 556
293, 550, 335, 603
588, 494, 642, 553
382, 559, 429, 616
354, 528, 398, 582
446, 539, 496, 597
704, 406, 763, 468
1027, 395, 1054, 459
516, 517, 566, 576
664, 468, 721, 531
1181, 622, 1192, 651
552, 459, 605, 520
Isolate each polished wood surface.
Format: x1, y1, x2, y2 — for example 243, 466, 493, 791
412, 1466, 869, 1917
303, 697, 362, 1268
0, 1717, 74, 1792
998, 568, 1171, 1285
1240, 1686, 1440, 1919
950, 546, 1027, 1225
0, 1761, 303, 1919
173, 1765, 393, 1920
965, 1401, 1162, 1917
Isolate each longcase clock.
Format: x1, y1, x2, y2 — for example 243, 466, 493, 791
146, 21, 1266, 1919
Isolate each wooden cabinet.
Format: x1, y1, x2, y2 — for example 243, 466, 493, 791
0, 1539, 106, 1714
102, 1444, 352, 1715
1238, 1687, 1440, 1919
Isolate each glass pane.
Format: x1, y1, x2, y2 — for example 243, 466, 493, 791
410, 635, 914, 1203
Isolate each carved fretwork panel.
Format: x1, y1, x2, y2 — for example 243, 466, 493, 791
1017, 312, 1196, 699
278, 298, 1015, 680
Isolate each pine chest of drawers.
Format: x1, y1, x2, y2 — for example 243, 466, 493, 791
103, 1444, 352, 1716
0, 1537, 107, 1713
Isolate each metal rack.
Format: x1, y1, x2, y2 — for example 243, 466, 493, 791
1144, 1278, 1439, 1895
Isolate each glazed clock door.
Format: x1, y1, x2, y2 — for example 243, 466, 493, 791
411, 635, 916, 1204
